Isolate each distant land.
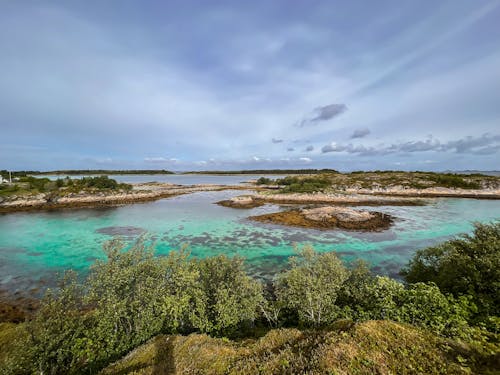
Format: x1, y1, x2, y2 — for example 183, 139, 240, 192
182, 169, 339, 175
1, 170, 175, 177
1, 169, 499, 177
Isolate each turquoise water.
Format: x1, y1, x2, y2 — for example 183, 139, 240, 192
0, 189, 499, 295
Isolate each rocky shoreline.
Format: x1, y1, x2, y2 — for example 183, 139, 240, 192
250, 206, 394, 231
343, 186, 500, 199
235, 192, 427, 206
216, 195, 265, 208
0, 183, 248, 213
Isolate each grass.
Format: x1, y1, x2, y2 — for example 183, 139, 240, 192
100, 320, 498, 374
0, 176, 132, 199
259, 171, 498, 193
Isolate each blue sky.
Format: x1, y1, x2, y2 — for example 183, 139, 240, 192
1, 0, 499, 171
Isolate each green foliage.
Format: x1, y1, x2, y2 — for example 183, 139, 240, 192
277, 176, 331, 193
2, 225, 499, 373
197, 255, 263, 335
10, 271, 90, 374
18, 176, 52, 192
397, 282, 474, 338
84, 239, 167, 367
101, 321, 496, 375
402, 222, 500, 322
256, 177, 272, 185
429, 173, 481, 189
276, 246, 349, 326
76, 175, 132, 190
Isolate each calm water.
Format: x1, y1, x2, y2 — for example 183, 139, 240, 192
0, 189, 499, 295
41, 174, 283, 185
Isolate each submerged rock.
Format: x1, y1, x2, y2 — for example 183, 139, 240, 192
249, 206, 393, 231
216, 196, 265, 209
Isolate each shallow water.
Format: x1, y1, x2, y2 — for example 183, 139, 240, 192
0, 189, 498, 295
41, 174, 283, 185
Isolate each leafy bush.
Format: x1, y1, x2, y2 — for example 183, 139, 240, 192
256, 177, 272, 185
429, 173, 480, 189
77, 176, 131, 190
277, 176, 331, 193
18, 176, 52, 192
2, 225, 498, 373
197, 255, 263, 335
276, 246, 348, 326
402, 222, 500, 322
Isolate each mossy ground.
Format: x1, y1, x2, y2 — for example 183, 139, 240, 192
100, 320, 498, 374
265, 172, 499, 193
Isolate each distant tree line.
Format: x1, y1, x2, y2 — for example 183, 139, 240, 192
33, 169, 174, 175
185, 169, 339, 175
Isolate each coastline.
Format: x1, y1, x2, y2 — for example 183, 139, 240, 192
0, 183, 250, 213
2, 182, 500, 214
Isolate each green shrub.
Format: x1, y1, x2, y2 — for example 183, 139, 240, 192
276, 246, 348, 326
277, 176, 331, 193
429, 173, 480, 189
197, 255, 263, 335
77, 176, 131, 190
402, 222, 500, 323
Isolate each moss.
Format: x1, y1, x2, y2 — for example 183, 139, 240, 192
101, 321, 496, 374
249, 209, 393, 231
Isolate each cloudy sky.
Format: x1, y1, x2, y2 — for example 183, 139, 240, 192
1, 0, 499, 171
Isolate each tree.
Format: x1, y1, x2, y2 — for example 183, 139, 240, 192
275, 246, 348, 326
401, 222, 500, 320
22, 271, 90, 374
197, 255, 263, 335
84, 238, 167, 365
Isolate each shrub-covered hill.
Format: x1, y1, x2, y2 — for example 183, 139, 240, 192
101, 320, 496, 375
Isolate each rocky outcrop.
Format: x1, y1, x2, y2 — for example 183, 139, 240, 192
216, 196, 265, 208
250, 206, 393, 231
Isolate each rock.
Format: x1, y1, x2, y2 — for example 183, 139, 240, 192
249, 206, 393, 231
216, 196, 265, 209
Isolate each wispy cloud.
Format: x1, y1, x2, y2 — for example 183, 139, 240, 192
144, 157, 179, 163
350, 128, 371, 139
296, 103, 347, 127
321, 134, 500, 156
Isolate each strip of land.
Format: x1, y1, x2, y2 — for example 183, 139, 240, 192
0, 183, 248, 213
2, 171, 499, 213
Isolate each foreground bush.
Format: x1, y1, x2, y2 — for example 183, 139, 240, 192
275, 246, 348, 326
3, 239, 264, 374
402, 222, 500, 323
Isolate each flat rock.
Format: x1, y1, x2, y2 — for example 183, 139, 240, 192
249, 206, 393, 231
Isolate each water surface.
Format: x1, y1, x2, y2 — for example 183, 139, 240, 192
0, 189, 498, 295
41, 174, 283, 185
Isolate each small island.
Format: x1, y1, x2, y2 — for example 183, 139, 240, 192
250, 206, 393, 231
216, 196, 265, 208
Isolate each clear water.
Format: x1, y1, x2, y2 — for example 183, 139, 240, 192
41, 174, 283, 185
0, 189, 498, 295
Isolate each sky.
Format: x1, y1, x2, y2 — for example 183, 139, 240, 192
1, 0, 499, 172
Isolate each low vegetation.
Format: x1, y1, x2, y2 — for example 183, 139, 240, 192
0, 175, 132, 198
255, 171, 499, 193
0, 222, 498, 374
